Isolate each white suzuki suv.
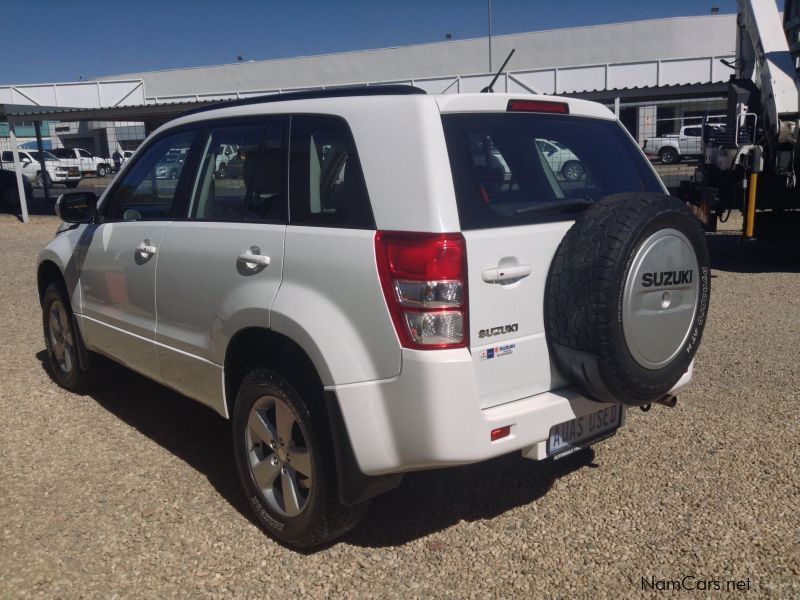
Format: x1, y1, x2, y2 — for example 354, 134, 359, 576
37, 86, 710, 548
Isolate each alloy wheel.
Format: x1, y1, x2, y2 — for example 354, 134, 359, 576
48, 300, 75, 373
245, 395, 313, 517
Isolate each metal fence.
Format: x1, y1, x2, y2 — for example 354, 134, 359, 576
0, 118, 147, 216
605, 95, 728, 191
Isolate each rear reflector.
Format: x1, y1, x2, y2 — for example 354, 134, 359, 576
507, 99, 569, 114
491, 426, 511, 441
375, 231, 468, 350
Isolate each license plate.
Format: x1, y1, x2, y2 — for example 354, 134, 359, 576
547, 405, 622, 457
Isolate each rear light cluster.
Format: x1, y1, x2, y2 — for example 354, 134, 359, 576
375, 232, 468, 350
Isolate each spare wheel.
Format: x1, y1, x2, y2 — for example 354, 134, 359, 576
544, 193, 710, 406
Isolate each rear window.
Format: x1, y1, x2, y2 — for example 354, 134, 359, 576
442, 113, 663, 230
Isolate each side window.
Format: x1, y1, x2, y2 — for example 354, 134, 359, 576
104, 131, 196, 222
78, 149, 92, 158
289, 115, 373, 228
189, 120, 286, 222
684, 127, 701, 137
1, 151, 13, 162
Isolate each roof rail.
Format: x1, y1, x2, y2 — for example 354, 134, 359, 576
179, 84, 427, 117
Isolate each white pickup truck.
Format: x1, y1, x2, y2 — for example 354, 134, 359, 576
0, 149, 82, 188
643, 125, 705, 164
50, 148, 113, 176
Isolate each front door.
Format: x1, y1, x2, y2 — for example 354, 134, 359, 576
78, 129, 198, 381
155, 118, 288, 412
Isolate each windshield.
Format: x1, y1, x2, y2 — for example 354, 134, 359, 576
442, 113, 663, 230
28, 151, 58, 161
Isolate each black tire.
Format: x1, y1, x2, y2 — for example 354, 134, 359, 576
34, 172, 52, 189
561, 160, 584, 182
658, 147, 679, 164
42, 282, 94, 391
217, 163, 227, 179
545, 193, 710, 406
65, 181, 80, 188
232, 368, 366, 548
169, 169, 178, 180
96, 164, 108, 177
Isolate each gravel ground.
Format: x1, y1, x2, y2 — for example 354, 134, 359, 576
0, 213, 798, 598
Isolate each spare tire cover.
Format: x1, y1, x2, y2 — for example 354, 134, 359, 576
545, 193, 710, 405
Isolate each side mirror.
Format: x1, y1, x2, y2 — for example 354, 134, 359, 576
55, 192, 98, 224
21, 156, 31, 164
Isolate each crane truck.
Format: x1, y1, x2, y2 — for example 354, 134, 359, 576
680, 0, 800, 239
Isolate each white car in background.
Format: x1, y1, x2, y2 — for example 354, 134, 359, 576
0, 149, 82, 188
50, 147, 113, 177
536, 139, 584, 181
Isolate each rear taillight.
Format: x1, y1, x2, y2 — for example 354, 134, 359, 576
375, 231, 468, 350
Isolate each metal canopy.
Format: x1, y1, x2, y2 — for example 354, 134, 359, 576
1, 99, 218, 123
561, 82, 729, 103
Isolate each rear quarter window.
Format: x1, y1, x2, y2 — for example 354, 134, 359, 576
442, 113, 663, 230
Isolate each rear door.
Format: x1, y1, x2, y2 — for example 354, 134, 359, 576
155, 118, 288, 412
441, 111, 663, 408
682, 126, 702, 155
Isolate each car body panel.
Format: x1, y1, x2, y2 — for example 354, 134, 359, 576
78, 221, 167, 381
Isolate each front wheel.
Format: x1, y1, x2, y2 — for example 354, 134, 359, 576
232, 369, 366, 548
34, 172, 52, 188
96, 165, 108, 177
42, 283, 93, 391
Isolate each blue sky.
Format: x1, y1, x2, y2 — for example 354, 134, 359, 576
4, 0, 743, 86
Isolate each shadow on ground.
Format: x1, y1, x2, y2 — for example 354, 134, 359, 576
706, 230, 800, 274
36, 349, 595, 550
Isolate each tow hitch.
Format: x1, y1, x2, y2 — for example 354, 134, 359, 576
640, 394, 678, 412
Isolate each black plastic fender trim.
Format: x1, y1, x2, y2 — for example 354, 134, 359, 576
324, 390, 403, 506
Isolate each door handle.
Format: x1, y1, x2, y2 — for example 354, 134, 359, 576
135, 241, 157, 257
482, 264, 531, 283
237, 248, 271, 270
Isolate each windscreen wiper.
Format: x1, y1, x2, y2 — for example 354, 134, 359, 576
515, 198, 594, 215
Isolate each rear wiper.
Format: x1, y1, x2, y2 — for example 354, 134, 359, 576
515, 198, 594, 215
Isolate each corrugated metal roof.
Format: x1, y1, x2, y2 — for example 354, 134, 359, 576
1, 99, 220, 121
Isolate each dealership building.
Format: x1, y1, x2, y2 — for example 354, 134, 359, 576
1, 13, 735, 158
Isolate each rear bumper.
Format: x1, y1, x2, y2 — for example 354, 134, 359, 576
332, 349, 691, 476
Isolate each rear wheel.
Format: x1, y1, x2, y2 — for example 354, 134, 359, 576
42, 282, 94, 391
232, 369, 366, 548
658, 147, 679, 164
97, 165, 108, 177
217, 162, 227, 178
561, 160, 584, 181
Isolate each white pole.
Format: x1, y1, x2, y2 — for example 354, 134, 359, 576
614, 97, 621, 119
9, 123, 30, 224
488, 0, 493, 72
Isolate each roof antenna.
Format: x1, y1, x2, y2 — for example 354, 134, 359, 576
481, 49, 515, 93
